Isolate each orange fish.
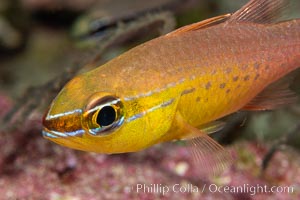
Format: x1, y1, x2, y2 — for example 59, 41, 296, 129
43, 0, 300, 174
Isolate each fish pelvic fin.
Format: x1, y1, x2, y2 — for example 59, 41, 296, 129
165, 14, 231, 37
175, 113, 233, 178
228, 0, 289, 24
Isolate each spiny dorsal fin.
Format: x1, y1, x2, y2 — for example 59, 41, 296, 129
228, 0, 289, 24
165, 14, 231, 37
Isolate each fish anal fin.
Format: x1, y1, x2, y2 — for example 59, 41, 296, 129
243, 78, 298, 111
228, 0, 288, 24
175, 114, 232, 177
165, 14, 231, 37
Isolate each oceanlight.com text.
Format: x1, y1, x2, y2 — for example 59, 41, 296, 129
207, 183, 294, 196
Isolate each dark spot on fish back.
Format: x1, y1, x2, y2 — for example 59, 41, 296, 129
244, 75, 250, 81
205, 82, 211, 90
233, 76, 239, 82
181, 88, 195, 96
226, 89, 231, 94
232, 76, 239, 82
265, 65, 270, 71
219, 83, 226, 89
254, 74, 260, 80
196, 97, 201, 102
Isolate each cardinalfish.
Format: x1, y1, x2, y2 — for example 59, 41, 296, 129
43, 0, 300, 174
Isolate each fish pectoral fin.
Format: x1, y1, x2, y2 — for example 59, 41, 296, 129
165, 14, 231, 37
228, 0, 288, 24
175, 114, 233, 177
243, 75, 298, 111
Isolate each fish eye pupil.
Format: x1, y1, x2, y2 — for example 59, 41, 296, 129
96, 106, 116, 126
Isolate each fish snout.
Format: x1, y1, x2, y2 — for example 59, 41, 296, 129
42, 108, 84, 138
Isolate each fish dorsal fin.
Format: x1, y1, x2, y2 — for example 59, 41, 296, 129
243, 75, 298, 111
165, 14, 231, 37
166, 0, 289, 37
228, 0, 289, 24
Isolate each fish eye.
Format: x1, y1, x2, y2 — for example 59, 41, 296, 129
96, 106, 116, 126
83, 93, 124, 136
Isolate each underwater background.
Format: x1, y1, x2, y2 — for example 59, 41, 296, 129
0, 0, 300, 199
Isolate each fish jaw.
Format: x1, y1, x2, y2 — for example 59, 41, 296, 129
41, 73, 92, 149
42, 105, 97, 152
42, 75, 88, 140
